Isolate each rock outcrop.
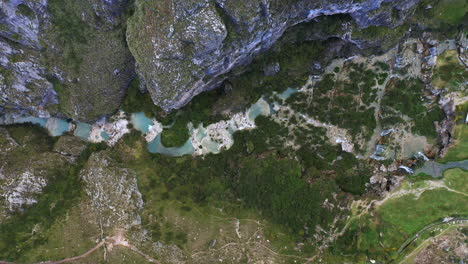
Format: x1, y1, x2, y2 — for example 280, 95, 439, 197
1, 0, 423, 119
80, 151, 143, 230
0, 126, 71, 218
127, 0, 420, 111
0, 0, 134, 122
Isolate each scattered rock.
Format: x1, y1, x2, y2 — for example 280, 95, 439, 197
80, 151, 144, 230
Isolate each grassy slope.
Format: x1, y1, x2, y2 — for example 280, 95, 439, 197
329, 117, 468, 263
438, 125, 468, 163
443, 168, 468, 193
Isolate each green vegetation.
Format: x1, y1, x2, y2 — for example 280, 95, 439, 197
111, 111, 366, 248
355, 25, 408, 40
160, 117, 189, 147
379, 189, 466, 236
122, 76, 227, 147
3, 3, 465, 262
121, 77, 164, 118
412, 0, 467, 37
45, 76, 71, 115
380, 78, 444, 138
434, 0, 467, 24
16, 4, 35, 18
353, 24, 410, 50
432, 50, 468, 93
5, 124, 56, 148
47, 0, 91, 71
214, 38, 327, 114
374, 61, 390, 71
287, 64, 379, 142
381, 78, 426, 119
14, 204, 102, 263
454, 103, 468, 123
0, 129, 107, 261
399, 225, 466, 264
413, 107, 445, 138
235, 155, 339, 234
41, 0, 134, 121
416, 0, 467, 26
334, 154, 373, 195
331, 172, 468, 262
0, 66, 14, 87
443, 168, 468, 193
213, 1, 240, 45
438, 124, 468, 163
408, 172, 434, 182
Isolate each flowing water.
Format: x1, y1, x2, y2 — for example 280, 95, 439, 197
147, 135, 195, 156
414, 160, 468, 178
74, 122, 92, 140
0, 89, 299, 157
131, 112, 153, 134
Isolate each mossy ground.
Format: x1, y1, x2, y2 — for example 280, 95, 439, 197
432, 50, 467, 94
113, 112, 363, 247
414, 0, 467, 31
380, 78, 444, 139
16, 202, 102, 263
443, 168, 468, 193
353, 24, 411, 51
42, 0, 134, 121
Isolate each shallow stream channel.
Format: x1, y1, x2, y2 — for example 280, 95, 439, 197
0, 89, 295, 156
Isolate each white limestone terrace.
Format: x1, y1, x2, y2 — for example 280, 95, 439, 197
0, 96, 264, 155
189, 101, 261, 156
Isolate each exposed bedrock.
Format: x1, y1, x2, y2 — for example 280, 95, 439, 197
127, 0, 421, 111
0, 0, 134, 122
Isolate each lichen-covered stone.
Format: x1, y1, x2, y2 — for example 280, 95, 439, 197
127, 0, 421, 111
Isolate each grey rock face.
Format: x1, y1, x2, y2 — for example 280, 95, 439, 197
0, 0, 54, 118
0, 39, 56, 118
0, 0, 43, 47
1, 0, 421, 120
127, 0, 421, 111
0, 0, 134, 122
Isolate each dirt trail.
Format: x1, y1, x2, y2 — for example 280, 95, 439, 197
39, 241, 106, 264
109, 231, 159, 263
0, 231, 159, 264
